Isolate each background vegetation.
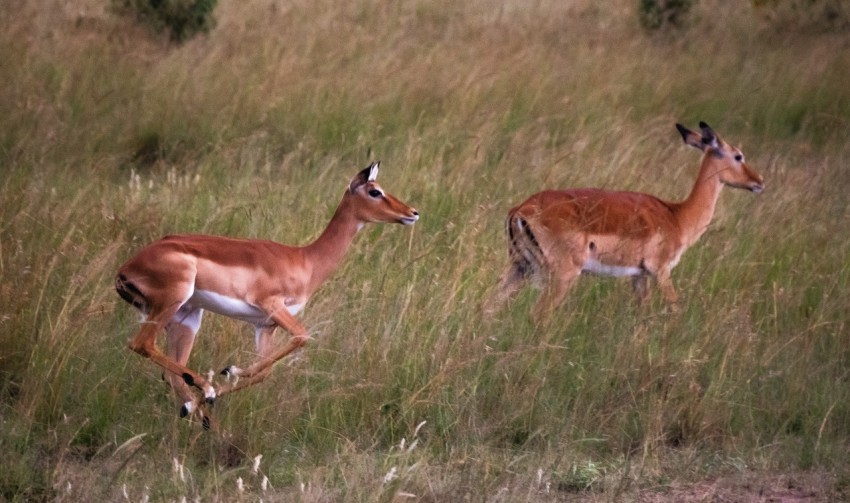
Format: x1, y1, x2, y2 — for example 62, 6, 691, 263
1, 0, 849, 500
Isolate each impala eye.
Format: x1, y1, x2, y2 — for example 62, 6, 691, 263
734, 154, 743, 162
368, 189, 383, 198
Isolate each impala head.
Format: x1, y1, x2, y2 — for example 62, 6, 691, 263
346, 161, 419, 225
676, 121, 765, 194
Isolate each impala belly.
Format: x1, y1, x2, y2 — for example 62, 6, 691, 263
190, 290, 270, 325
581, 235, 647, 277
189, 289, 305, 326
582, 258, 643, 277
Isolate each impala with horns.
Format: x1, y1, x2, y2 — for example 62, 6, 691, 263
487, 122, 764, 319
116, 162, 419, 425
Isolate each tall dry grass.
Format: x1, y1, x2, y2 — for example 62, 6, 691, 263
1, 0, 849, 500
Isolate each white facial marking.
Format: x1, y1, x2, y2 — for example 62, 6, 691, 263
582, 258, 643, 277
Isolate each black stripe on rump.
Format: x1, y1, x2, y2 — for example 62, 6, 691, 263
115, 273, 148, 313
507, 214, 545, 279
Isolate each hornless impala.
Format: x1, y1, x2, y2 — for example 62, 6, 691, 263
487, 122, 764, 319
116, 162, 419, 422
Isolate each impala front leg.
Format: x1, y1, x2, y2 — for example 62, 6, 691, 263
631, 275, 649, 305
655, 268, 681, 312
218, 302, 310, 397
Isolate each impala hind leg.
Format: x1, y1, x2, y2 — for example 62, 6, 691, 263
533, 264, 580, 323
632, 274, 650, 305
128, 303, 218, 407
483, 264, 527, 317
163, 307, 213, 422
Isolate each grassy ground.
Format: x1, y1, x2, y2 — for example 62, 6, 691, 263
2, 0, 849, 501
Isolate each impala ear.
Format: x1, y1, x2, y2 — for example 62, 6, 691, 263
676, 123, 704, 150
698, 121, 719, 150
677, 122, 719, 152
349, 161, 380, 193
367, 161, 379, 181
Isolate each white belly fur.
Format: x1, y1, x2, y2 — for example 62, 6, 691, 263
190, 289, 304, 326
582, 258, 643, 277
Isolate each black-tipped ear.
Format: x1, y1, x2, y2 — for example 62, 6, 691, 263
677, 123, 703, 150
698, 122, 718, 148
676, 123, 691, 140
349, 161, 380, 193
367, 161, 379, 181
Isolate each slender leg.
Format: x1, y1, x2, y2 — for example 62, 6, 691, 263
483, 264, 526, 317
533, 265, 580, 323
128, 301, 218, 405
218, 325, 277, 391
218, 340, 306, 396
654, 268, 681, 312
632, 275, 649, 305
254, 323, 277, 357
218, 300, 309, 397
164, 307, 206, 419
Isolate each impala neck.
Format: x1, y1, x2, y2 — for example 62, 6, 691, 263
675, 155, 725, 246
303, 194, 364, 292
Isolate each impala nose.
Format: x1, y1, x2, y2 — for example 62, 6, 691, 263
402, 209, 419, 225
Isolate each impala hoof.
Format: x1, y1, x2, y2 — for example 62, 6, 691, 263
220, 365, 239, 377
204, 385, 217, 405
180, 401, 194, 418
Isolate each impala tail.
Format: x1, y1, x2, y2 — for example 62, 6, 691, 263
115, 273, 148, 314
483, 209, 548, 316
505, 210, 546, 284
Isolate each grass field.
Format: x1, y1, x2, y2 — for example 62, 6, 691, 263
2, 0, 850, 501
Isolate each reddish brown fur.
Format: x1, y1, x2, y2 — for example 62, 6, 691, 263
487, 122, 764, 319
116, 163, 418, 421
